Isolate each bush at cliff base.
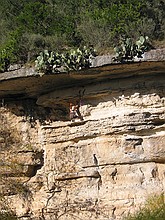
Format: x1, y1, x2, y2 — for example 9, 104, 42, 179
0, 196, 18, 220
124, 194, 165, 220
0, 211, 18, 220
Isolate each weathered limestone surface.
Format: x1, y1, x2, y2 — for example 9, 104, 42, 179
36, 93, 165, 220
0, 52, 165, 219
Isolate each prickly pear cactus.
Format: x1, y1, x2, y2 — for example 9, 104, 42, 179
35, 46, 96, 75
113, 36, 152, 63
135, 36, 151, 58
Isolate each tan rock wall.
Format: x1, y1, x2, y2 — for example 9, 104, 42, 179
34, 92, 165, 220
0, 65, 165, 219
3, 96, 164, 219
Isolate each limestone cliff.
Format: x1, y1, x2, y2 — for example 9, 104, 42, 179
0, 49, 165, 220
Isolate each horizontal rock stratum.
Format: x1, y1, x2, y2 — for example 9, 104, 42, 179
0, 49, 165, 219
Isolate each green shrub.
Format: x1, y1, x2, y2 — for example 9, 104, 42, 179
0, 196, 18, 220
124, 194, 165, 220
0, 29, 22, 72
0, 211, 18, 220
77, 15, 112, 50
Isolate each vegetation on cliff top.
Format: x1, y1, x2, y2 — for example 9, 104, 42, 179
35, 36, 152, 74
0, 0, 165, 71
35, 46, 97, 74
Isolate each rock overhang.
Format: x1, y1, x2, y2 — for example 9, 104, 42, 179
0, 48, 165, 107
0, 61, 164, 99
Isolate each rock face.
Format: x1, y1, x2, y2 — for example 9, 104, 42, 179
0, 51, 165, 219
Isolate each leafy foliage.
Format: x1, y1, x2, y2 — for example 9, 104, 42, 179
0, 29, 22, 72
0, 0, 164, 69
17, 2, 52, 35
35, 46, 96, 74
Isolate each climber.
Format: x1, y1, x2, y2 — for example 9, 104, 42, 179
69, 101, 83, 122
75, 100, 83, 121
69, 103, 76, 121
69, 89, 85, 122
